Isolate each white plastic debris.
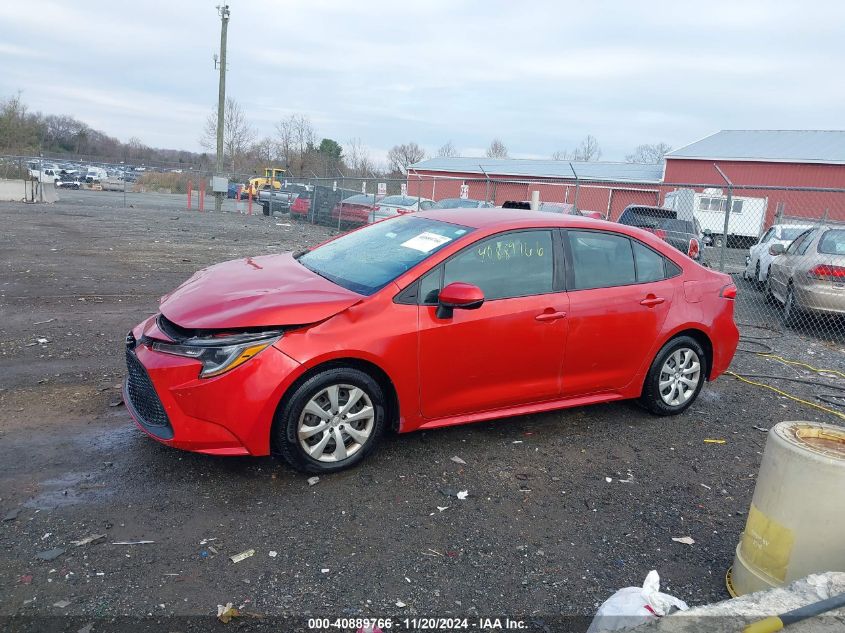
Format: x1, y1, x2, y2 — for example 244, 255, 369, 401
437, 506, 449, 512
217, 602, 239, 623
450, 456, 466, 465
269, 550, 278, 558
395, 600, 407, 608
671, 536, 695, 545
53, 600, 71, 608
605, 477, 613, 483
229, 549, 255, 563
307, 476, 320, 486
586, 570, 688, 632
456, 490, 469, 500
321, 568, 330, 573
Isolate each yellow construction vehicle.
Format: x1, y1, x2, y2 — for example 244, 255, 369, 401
247, 167, 286, 196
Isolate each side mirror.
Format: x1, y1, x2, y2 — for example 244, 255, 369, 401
769, 243, 786, 256
436, 282, 485, 319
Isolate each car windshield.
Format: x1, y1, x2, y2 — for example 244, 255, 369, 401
818, 229, 845, 255
781, 227, 809, 241
297, 216, 473, 295
432, 198, 481, 209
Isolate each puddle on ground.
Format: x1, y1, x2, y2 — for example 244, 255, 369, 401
24, 470, 115, 510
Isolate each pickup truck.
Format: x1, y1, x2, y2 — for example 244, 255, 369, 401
617, 205, 708, 266
258, 183, 311, 216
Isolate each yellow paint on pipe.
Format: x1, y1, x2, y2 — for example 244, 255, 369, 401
743, 616, 784, 633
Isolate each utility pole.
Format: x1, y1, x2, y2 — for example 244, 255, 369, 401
214, 4, 230, 213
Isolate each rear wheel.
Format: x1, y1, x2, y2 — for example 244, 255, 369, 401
639, 336, 706, 416
274, 367, 386, 473
782, 284, 801, 328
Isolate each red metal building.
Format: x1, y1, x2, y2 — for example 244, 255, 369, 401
408, 130, 845, 232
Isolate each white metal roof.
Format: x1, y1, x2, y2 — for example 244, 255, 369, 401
408, 157, 664, 183
667, 130, 845, 165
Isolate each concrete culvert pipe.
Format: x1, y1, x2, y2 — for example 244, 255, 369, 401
729, 421, 845, 597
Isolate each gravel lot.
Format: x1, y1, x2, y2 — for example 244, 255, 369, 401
1, 191, 844, 632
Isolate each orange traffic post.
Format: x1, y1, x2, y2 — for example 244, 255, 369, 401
199, 180, 205, 212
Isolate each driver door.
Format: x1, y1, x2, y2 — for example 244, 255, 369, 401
417, 230, 568, 419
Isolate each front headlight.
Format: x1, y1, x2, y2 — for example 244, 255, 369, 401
151, 331, 282, 378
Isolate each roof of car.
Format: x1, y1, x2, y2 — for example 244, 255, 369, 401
414, 207, 607, 229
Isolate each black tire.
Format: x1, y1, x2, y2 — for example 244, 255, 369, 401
274, 367, 386, 473
639, 335, 707, 416
754, 261, 763, 287
262, 203, 270, 216
782, 283, 801, 328
764, 277, 777, 304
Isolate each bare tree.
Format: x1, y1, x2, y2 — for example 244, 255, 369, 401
344, 138, 375, 177
201, 97, 256, 173
625, 142, 673, 164
551, 150, 569, 161
485, 138, 509, 159
574, 135, 601, 161
274, 114, 316, 175
387, 142, 426, 175
437, 141, 458, 158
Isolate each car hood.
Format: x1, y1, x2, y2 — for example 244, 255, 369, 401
159, 253, 362, 329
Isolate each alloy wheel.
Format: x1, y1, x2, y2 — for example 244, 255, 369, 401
658, 348, 701, 407
297, 384, 375, 463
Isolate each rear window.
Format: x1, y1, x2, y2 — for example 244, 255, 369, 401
661, 219, 695, 235
381, 196, 418, 206
432, 198, 483, 209
619, 207, 676, 229
818, 230, 845, 255
342, 194, 374, 205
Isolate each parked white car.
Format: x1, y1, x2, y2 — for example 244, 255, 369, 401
743, 223, 812, 283
370, 195, 434, 221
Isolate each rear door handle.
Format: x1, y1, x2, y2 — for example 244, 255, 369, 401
640, 296, 665, 307
535, 311, 567, 322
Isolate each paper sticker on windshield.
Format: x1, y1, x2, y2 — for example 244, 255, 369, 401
401, 232, 451, 253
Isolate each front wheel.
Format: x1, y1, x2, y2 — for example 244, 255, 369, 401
639, 336, 706, 416
274, 367, 386, 473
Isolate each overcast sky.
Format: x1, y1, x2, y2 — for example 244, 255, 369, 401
1, 0, 843, 165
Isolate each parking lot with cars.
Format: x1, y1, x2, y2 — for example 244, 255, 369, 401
3, 195, 844, 628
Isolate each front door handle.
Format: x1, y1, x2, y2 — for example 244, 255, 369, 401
535, 311, 567, 322
640, 296, 665, 307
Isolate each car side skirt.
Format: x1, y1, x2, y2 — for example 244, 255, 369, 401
414, 391, 627, 432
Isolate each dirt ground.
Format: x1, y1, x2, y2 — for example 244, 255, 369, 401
1, 191, 844, 632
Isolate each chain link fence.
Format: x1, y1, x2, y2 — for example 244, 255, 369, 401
5, 152, 845, 343
256, 173, 845, 344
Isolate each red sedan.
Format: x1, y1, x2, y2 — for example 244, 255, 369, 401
125, 208, 739, 472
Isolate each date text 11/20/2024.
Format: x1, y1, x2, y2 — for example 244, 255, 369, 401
306, 617, 528, 630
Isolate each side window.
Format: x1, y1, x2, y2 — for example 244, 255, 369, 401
568, 231, 636, 290
419, 200, 434, 210
440, 230, 554, 300
633, 241, 665, 283
786, 230, 812, 254
797, 230, 816, 255
419, 267, 442, 304
759, 228, 774, 244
